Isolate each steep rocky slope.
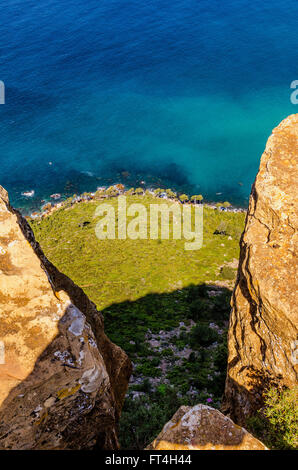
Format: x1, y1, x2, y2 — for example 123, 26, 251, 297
223, 114, 298, 423
0, 186, 132, 449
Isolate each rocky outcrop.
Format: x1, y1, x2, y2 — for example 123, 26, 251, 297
223, 114, 298, 423
146, 405, 267, 450
0, 186, 132, 449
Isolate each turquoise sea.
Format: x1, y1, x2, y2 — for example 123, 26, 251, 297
0, 0, 298, 212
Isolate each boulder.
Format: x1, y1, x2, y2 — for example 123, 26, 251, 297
146, 404, 267, 450
0, 186, 132, 449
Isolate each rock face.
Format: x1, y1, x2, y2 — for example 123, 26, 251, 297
147, 405, 267, 450
0, 186, 132, 449
224, 114, 298, 424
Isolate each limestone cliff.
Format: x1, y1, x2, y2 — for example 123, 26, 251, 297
146, 405, 267, 450
0, 186, 132, 449
223, 114, 298, 423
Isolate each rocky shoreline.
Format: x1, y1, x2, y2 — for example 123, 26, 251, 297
26, 184, 246, 220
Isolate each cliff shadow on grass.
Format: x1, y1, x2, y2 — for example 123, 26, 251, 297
101, 282, 296, 450
99, 283, 234, 449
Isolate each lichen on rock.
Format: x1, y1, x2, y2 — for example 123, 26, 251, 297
0, 187, 132, 449
146, 404, 267, 450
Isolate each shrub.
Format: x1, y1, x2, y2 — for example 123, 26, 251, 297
186, 285, 231, 324
153, 188, 162, 196
191, 195, 203, 203
247, 387, 298, 450
262, 387, 298, 449
165, 189, 176, 199
126, 188, 135, 195
187, 283, 209, 301
161, 348, 174, 357
156, 384, 167, 396
214, 221, 228, 235
213, 219, 243, 240
188, 351, 196, 362
189, 297, 212, 321
190, 323, 219, 347
135, 360, 162, 378
135, 187, 144, 195
211, 337, 228, 396
209, 291, 231, 323
119, 386, 196, 449
179, 194, 189, 203
94, 189, 106, 199
219, 266, 236, 280
106, 187, 119, 197
131, 378, 152, 393
213, 336, 228, 370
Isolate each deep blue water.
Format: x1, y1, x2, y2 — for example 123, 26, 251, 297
1, 0, 298, 212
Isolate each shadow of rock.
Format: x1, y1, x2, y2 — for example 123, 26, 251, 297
0, 187, 132, 450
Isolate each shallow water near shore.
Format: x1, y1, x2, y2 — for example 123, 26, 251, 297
0, 0, 298, 212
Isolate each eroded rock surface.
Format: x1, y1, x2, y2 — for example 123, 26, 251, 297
223, 114, 298, 423
147, 404, 267, 450
0, 186, 132, 449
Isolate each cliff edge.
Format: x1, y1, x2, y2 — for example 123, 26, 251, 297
0, 186, 132, 449
223, 114, 298, 423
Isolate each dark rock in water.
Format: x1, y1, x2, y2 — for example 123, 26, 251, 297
50, 193, 61, 200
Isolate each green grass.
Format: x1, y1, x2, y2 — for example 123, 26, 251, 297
30, 195, 244, 308
30, 194, 245, 449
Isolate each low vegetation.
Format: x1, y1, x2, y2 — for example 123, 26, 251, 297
247, 387, 298, 450
30, 193, 245, 449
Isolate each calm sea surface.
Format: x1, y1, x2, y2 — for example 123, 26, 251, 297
1, 0, 298, 211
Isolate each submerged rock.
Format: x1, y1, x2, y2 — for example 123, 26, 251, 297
223, 114, 298, 423
0, 186, 132, 449
146, 404, 267, 450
